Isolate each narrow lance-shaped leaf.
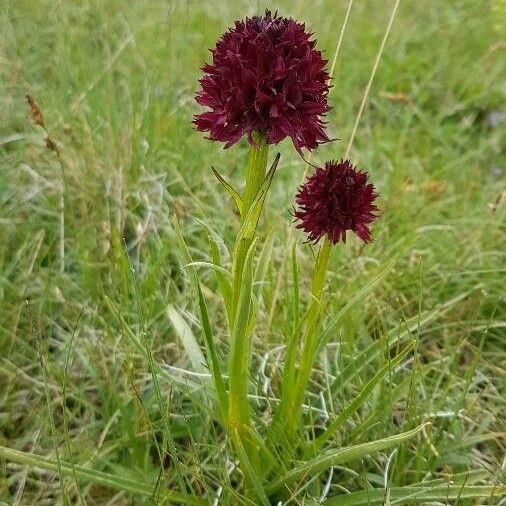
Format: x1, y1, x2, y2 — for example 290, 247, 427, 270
208, 233, 233, 322
324, 484, 506, 505
229, 237, 258, 426
232, 429, 271, 506
266, 423, 430, 494
235, 152, 281, 244
231, 153, 280, 321
253, 232, 275, 297
167, 304, 208, 375
197, 282, 229, 418
212, 166, 243, 216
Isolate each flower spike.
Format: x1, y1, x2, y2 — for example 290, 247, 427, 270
194, 11, 331, 153
295, 159, 379, 244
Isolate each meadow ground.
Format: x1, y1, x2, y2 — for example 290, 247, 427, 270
0, 0, 505, 504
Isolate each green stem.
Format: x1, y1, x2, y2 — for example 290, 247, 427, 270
310, 237, 332, 303
242, 132, 268, 221
227, 133, 269, 473
228, 239, 256, 431
280, 237, 332, 440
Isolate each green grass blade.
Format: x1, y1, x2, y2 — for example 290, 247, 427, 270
313, 340, 416, 450
341, 290, 475, 384
232, 430, 271, 506
184, 261, 232, 278
167, 304, 208, 375
324, 484, 506, 505
319, 258, 396, 349
196, 282, 229, 418
125, 247, 187, 495
28, 301, 69, 505
173, 218, 228, 415
0, 445, 206, 505
291, 241, 300, 332
62, 307, 86, 505
266, 423, 430, 494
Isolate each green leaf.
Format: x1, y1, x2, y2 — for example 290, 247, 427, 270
236, 153, 280, 244
230, 154, 280, 323
212, 166, 243, 215
253, 232, 275, 297
232, 430, 271, 506
324, 484, 506, 505
266, 423, 430, 494
183, 261, 232, 278
196, 282, 229, 419
244, 289, 259, 339
167, 304, 208, 375
0, 445, 206, 505
208, 233, 233, 322
291, 241, 300, 332
229, 237, 258, 425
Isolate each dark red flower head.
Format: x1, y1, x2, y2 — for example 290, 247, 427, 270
194, 11, 331, 152
295, 160, 378, 244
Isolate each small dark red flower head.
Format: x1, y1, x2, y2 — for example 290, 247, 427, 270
194, 11, 330, 152
295, 160, 378, 244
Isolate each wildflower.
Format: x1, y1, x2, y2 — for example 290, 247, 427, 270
295, 159, 378, 244
194, 11, 330, 152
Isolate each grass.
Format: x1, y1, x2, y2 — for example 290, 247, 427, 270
1, 0, 505, 504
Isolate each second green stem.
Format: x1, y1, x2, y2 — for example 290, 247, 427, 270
281, 237, 332, 440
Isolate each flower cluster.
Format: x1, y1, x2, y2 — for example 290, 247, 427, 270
294, 160, 378, 244
194, 11, 330, 153
195, 11, 379, 244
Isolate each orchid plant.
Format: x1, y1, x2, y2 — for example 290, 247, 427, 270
186, 9, 428, 503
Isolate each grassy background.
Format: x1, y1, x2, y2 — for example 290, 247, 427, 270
1, 0, 505, 504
